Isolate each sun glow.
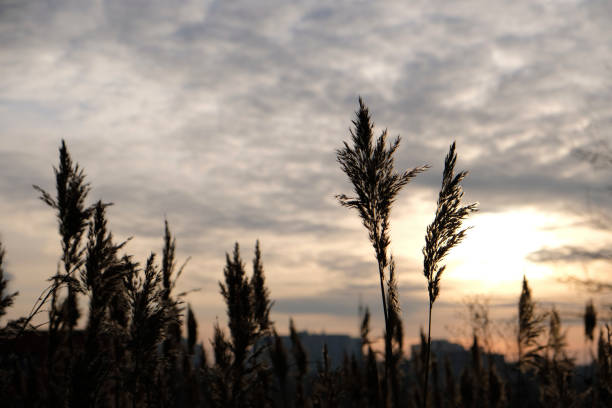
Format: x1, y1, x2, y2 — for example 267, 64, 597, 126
444, 209, 566, 292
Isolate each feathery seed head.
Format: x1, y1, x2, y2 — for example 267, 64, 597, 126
187, 303, 198, 354
337, 98, 428, 273
251, 240, 272, 332
517, 275, 546, 369
423, 142, 477, 304
584, 299, 597, 341
0, 241, 18, 319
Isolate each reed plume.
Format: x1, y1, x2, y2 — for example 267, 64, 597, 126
161, 220, 188, 353
546, 307, 567, 360
516, 275, 545, 406
211, 241, 274, 407
187, 303, 198, 355
220, 243, 256, 402
82, 201, 128, 334
251, 240, 272, 333
359, 305, 371, 356
517, 276, 545, 370
159, 220, 189, 407
125, 254, 171, 406
537, 307, 575, 407
422, 142, 477, 406
0, 240, 18, 323
337, 97, 427, 405
29, 140, 93, 407
33, 140, 92, 332
72, 200, 129, 407
584, 300, 597, 342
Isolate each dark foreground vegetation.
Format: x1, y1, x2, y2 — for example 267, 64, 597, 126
1, 100, 612, 407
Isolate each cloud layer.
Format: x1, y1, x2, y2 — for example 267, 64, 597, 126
2, 0, 612, 345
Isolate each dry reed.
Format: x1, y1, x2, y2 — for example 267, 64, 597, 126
422, 142, 477, 407
337, 97, 427, 406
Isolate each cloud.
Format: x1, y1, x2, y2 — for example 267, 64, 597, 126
4, 0, 612, 217
2, 0, 612, 342
274, 281, 426, 318
528, 246, 612, 263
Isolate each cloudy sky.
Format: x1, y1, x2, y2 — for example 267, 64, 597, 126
2, 0, 612, 359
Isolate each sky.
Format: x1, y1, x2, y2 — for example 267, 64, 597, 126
1, 0, 612, 360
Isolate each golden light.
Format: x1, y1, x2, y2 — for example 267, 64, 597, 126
443, 208, 567, 292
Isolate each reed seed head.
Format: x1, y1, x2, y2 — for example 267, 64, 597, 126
423, 142, 477, 304
337, 97, 428, 275
584, 299, 597, 341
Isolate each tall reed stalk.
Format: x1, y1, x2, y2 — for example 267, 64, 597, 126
26, 140, 93, 407
72, 200, 128, 406
19, 141, 92, 338
336, 98, 427, 406
516, 275, 545, 406
421, 142, 477, 407
0, 240, 18, 324
211, 241, 272, 407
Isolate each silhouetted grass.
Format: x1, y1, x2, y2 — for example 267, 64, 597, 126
422, 141, 477, 407
336, 97, 427, 406
516, 275, 546, 406
0, 240, 18, 323
0, 116, 611, 408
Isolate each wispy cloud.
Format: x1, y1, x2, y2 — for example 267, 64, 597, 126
2, 0, 612, 340
528, 246, 612, 263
